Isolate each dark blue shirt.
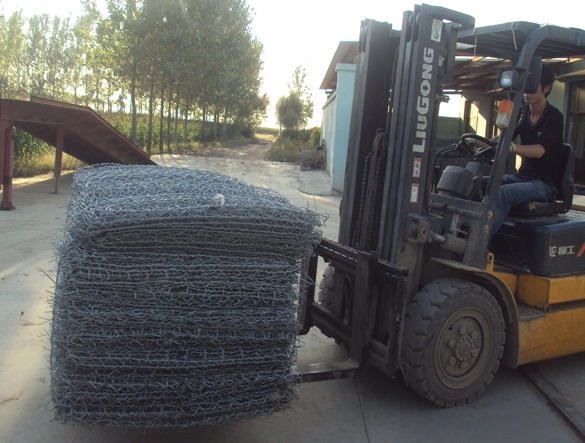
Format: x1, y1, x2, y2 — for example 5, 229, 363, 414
513, 102, 565, 191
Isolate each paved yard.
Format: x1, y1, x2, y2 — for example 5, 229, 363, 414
0, 154, 582, 443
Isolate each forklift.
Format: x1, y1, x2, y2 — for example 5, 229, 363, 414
296, 4, 585, 407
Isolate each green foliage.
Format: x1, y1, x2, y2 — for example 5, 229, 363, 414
13, 151, 84, 177
103, 112, 249, 152
309, 127, 321, 147
276, 93, 304, 133
269, 136, 303, 163
256, 126, 279, 135
0, 0, 266, 145
288, 66, 314, 127
13, 129, 51, 160
275, 66, 314, 133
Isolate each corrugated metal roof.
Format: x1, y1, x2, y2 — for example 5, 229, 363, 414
449, 22, 585, 92
320, 41, 359, 90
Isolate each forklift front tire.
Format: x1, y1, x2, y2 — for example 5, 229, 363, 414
402, 278, 505, 407
318, 265, 336, 312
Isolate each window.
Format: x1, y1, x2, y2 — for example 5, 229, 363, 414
465, 99, 480, 134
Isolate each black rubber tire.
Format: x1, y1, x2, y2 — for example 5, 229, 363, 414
401, 278, 505, 407
318, 265, 336, 312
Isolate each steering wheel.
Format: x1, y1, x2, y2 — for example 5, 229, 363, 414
459, 133, 498, 159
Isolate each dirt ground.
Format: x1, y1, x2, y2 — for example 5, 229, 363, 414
1, 139, 584, 443
175, 133, 276, 161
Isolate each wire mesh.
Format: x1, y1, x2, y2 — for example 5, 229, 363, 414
50, 163, 324, 428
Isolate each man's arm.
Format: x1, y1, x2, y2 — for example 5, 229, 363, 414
470, 138, 544, 157
510, 143, 545, 158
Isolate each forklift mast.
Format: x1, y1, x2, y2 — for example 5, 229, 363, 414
340, 5, 476, 296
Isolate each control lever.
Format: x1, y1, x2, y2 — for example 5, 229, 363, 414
473, 176, 484, 201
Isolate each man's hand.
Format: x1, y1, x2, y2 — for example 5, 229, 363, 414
489, 134, 500, 146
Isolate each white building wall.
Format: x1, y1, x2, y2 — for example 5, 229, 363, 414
321, 91, 337, 179
320, 63, 356, 194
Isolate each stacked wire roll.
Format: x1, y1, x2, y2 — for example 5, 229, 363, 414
50, 164, 323, 428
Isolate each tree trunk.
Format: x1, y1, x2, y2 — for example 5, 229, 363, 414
95, 76, 100, 110
222, 107, 227, 142
166, 93, 172, 152
159, 83, 165, 155
213, 111, 217, 142
174, 84, 180, 145
130, 61, 137, 144
147, 68, 155, 156
183, 98, 189, 142
201, 106, 206, 143
107, 79, 113, 113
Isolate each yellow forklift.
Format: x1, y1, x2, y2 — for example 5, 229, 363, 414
296, 4, 585, 407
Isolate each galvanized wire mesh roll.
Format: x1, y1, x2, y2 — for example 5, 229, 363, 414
50, 164, 324, 428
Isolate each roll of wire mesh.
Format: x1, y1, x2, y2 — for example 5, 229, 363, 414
50, 164, 324, 428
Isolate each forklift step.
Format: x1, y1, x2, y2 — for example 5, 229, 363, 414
517, 303, 547, 321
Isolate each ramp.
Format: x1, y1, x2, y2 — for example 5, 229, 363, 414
0, 96, 156, 209
1, 96, 155, 166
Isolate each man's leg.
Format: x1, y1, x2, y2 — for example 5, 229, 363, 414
490, 177, 555, 237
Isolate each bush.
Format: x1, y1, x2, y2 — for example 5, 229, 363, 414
14, 129, 51, 160
269, 137, 302, 163
103, 112, 255, 152
256, 127, 279, 136
309, 127, 321, 147
14, 151, 85, 178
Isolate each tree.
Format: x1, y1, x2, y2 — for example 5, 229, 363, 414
0, 0, 268, 151
0, 12, 26, 98
26, 14, 51, 96
288, 65, 314, 128
69, 10, 97, 104
102, 0, 148, 143
276, 66, 314, 135
275, 92, 304, 134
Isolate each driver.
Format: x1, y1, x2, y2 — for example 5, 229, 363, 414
478, 64, 565, 238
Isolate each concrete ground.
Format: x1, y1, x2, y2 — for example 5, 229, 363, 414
1, 154, 584, 443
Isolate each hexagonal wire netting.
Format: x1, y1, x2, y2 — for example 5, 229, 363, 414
50, 164, 324, 428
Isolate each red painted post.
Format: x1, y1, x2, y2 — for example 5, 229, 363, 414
1, 123, 15, 210
54, 125, 64, 194
0, 119, 5, 191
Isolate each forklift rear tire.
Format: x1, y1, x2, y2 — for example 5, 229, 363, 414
402, 278, 505, 407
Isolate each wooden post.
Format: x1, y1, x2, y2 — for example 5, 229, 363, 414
1, 122, 15, 210
54, 125, 65, 194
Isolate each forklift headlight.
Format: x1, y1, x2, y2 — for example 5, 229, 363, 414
498, 69, 515, 89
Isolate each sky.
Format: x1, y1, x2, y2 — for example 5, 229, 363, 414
2, 0, 584, 127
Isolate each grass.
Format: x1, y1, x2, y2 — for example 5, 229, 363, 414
269, 137, 304, 163
255, 127, 279, 137
13, 152, 85, 178
12, 130, 281, 177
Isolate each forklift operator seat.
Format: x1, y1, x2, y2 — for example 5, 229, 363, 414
509, 143, 574, 217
